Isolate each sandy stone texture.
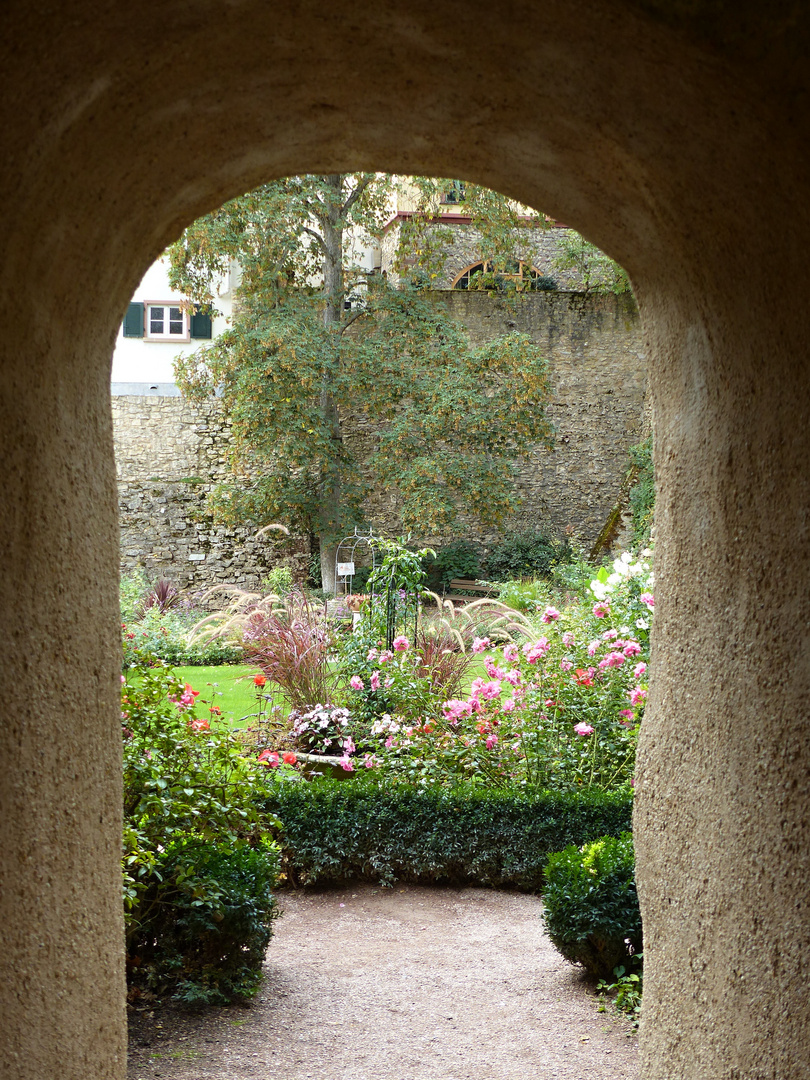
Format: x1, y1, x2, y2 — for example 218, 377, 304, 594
127, 884, 638, 1080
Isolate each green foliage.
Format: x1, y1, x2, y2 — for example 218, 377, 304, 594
551, 230, 632, 295
628, 435, 654, 548
424, 540, 483, 590
169, 174, 554, 560
350, 565, 373, 592
598, 955, 643, 1025
128, 838, 281, 1005
366, 536, 431, 597
121, 569, 150, 622
485, 530, 570, 580
494, 577, 553, 614
542, 832, 641, 980
261, 565, 294, 598
122, 607, 243, 667
262, 779, 633, 890
122, 661, 282, 1003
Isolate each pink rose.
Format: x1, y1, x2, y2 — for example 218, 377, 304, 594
541, 606, 560, 623
350, 675, 364, 690
633, 661, 647, 679
522, 637, 550, 664
392, 636, 409, 651
478, 680, 501, 701
573, 722, 595, 736
503, 643, 519, 663
485, 657, 506, 680
472, 636, 491, 654
442, 698, 472, 722
593, 602, 610, 618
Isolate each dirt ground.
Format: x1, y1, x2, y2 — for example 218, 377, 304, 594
127, 884, 639, 1080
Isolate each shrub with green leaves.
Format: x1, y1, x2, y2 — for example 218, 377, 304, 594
261, 565, 294, 598
485, 530, 570, 581
261, 778, 633, 890
122, 606, 243, 667
128, 837, 281, 1005
542, 831, 641, 980
423, 540, 482, 591
122, 661, 282, 1003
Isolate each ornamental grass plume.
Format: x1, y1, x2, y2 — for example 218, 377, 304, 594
190, 585, 338, 710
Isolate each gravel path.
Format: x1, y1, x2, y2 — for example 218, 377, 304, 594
127, 884, 639, 1080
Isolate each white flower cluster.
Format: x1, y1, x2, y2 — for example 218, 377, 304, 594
370, 713, 401, 736
589, 549, 654, 601
290, 704, 351, 751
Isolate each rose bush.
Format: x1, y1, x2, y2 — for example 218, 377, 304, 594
365, 549, 652, 791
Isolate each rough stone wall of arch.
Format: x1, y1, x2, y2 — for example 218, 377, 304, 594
2, 3, 810, 1078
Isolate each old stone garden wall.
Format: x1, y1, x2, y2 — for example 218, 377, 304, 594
113, 290, 646, 589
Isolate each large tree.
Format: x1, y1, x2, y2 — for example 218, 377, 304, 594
169, 174, 554, 591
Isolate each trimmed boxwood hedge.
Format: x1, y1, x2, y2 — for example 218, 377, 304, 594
263, 779, 632, 890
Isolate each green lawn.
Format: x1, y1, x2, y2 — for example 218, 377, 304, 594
161, 653, 492, 732
171, 664, 267, 728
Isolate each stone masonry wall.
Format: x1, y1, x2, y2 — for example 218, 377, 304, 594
381, 222, 596, 290
114, 290, 646, 589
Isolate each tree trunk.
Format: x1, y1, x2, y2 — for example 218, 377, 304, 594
316, 174, 346, 593
319, 540, 339, 595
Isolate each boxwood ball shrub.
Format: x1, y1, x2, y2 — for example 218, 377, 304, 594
542, 831, 641, 980
127, 837, 281, 1005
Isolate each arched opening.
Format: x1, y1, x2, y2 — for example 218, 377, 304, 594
451, 258, 557, 291
3, 5, 810, 1079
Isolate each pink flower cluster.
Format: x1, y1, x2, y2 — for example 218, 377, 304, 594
522, 637, 550, 663
171, 683, 200, 710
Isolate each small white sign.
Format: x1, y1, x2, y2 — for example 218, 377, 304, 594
337, 561, 355, 577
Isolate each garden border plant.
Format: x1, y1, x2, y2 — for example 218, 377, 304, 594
122, 659, 284, 1004
260, 777, 633, 889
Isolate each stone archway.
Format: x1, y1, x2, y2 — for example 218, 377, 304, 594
2, 3, 809, 1078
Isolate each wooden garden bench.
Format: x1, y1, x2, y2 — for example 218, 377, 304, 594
443, 578, 498, 598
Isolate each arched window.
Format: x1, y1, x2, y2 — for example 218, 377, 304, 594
451, 259, 557, 291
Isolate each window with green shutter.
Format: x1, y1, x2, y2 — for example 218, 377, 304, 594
190, 306, 213, 339
122, 302, 144, 337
